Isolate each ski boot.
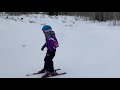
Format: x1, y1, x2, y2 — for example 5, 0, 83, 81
42, 71, 58, 78
38, 69, 48, 74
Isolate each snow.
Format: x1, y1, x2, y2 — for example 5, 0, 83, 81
0, 14, 120, 78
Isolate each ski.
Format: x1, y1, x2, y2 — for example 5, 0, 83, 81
26, 69, 61, 77
41, 72, 67, 78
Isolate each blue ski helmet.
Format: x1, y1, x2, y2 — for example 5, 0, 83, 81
42, 25, 52, 32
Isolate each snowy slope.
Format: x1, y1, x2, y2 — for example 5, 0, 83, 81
0, 14, 120, 78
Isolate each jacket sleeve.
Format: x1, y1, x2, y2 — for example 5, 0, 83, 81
42, 43, 46, 49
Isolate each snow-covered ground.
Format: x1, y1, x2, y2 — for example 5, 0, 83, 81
0, 14, 120, 78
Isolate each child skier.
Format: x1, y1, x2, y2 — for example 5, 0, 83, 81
39, 25, 59, 77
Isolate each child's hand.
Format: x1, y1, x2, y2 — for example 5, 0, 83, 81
41, 47, 44, 51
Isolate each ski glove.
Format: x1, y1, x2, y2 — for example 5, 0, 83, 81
41, 43, 46, 51
41, 45, 46, 51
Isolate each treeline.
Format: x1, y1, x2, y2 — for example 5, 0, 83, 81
0, 12, 45, 15
1, 12, 120, 21
57, 12, 120, 21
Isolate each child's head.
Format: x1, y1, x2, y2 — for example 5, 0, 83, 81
42, 25, 52, 37
42, 25, 52, 32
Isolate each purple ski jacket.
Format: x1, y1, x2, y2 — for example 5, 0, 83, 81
42, 35, 59, 51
